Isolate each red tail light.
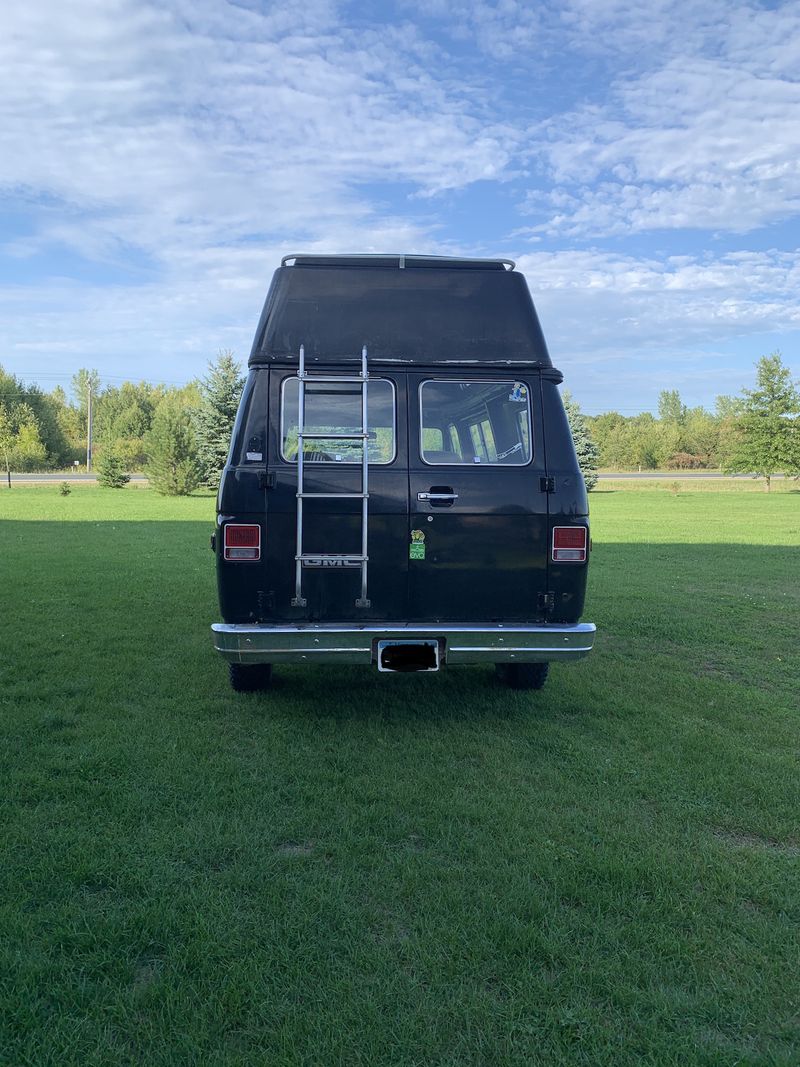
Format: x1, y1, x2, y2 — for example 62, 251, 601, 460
552, 526, 587, 563
224, 524, 261, 561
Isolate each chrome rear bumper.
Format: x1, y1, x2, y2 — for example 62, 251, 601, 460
211, 622, 595, 666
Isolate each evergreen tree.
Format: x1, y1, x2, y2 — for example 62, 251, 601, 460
145, 396, 201, 496
96, 446, 131, 488
722, 352, 800, 491
192, 351, 245, 488
562, 390, 600, 490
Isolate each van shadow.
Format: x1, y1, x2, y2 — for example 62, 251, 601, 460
259, 662, 533, 723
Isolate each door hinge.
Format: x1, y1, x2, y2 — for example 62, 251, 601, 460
538, 591, 555, 613
540, 476, 555, 493
258, 470, 276, 491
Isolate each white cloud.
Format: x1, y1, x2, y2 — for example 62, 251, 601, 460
518, 247, 800, 345
0, 0, 518, 270
523, 3, 800, 235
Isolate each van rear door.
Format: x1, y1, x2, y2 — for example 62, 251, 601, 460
408, 374, 550, 623
264, 369, 409, 621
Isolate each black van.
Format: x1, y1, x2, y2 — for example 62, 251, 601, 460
212, 254, 595, 691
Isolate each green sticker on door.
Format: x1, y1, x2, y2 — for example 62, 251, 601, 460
409, 529, 426, 560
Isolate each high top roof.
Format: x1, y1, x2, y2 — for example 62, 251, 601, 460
248, 254, 554, 370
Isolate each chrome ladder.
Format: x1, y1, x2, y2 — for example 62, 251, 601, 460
292, 344, 371, 609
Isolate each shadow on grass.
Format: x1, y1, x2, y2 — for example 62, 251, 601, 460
247, 663, 531, 722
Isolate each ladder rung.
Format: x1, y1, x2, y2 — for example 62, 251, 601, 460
297, 554, 368, 562
299, 375, 368, 383
298, 493, 368, 499
298, 432, 367, 440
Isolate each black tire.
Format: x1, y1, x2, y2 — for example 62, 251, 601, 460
495, 662, 549, 690
229, 662, 272, 692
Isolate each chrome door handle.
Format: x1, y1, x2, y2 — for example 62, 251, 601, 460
417, 492, 459, 501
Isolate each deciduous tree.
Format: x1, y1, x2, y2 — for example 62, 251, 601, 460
658, 389, 687, 425
0, 402, 47, 485
722, 352, 800, 491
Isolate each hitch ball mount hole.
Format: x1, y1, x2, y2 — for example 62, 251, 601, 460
377, 640, 440, 673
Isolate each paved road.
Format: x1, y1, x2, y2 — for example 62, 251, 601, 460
7, 473, 149, 482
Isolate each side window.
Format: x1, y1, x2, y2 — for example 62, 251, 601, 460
422, 427, 444, 452
516, 409, 530, 457
420, 381, 532, 465
469, 423, 487, 461
479, 418, 497, 461
281, 377, 395, 464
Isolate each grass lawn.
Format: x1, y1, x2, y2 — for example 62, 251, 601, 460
1, 485, 798, 1066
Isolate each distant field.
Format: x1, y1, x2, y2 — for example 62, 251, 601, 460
1, 486, 798, 1065
599, 476, 797, 492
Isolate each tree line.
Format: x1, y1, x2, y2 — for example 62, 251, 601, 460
582, 352, 800, 489
0, 352, 244, 493
1, 351, 798, 492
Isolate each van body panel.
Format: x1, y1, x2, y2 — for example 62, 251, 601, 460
215, 466, 266, 623
540, 379, 590, 623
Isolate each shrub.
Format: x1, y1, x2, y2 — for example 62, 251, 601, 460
96, 448, 131, 489
59, 482, 72, 496
666, 452, 704, 470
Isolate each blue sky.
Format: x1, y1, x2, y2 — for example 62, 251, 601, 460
1, 0, 799, 413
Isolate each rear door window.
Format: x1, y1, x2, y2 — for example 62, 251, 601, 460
281, 377, 396, 464
419, 380, 532, 465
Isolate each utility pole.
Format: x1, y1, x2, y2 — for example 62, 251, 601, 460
86, 383, 93, 471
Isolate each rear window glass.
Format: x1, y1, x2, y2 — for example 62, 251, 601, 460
281, 377, 395, 464
419, 380, 532, 465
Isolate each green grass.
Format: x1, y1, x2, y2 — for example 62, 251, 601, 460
1, 486, 799, 1066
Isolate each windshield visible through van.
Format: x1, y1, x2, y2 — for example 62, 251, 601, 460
282, 377, 395, 464
420, 380, 531, 465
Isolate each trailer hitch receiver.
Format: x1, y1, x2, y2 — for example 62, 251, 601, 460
377, 639, 440, 673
